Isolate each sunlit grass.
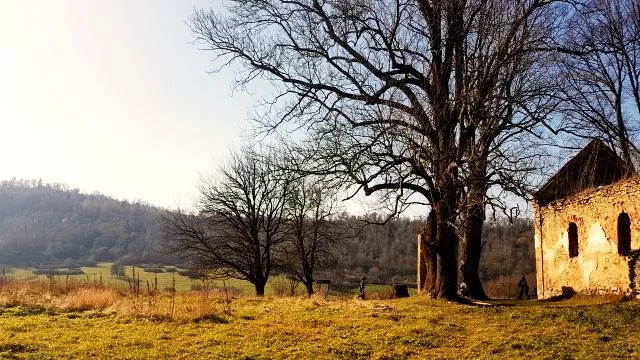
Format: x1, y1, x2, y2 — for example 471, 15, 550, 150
5, 263, 290, 295
0, 287, 637, 359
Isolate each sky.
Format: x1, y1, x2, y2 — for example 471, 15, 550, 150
0, 1, 259, 209
0, 1, 535, 218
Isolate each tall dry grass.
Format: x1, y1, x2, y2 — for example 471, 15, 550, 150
0, 276, 236, 321
483, 272, 536, 299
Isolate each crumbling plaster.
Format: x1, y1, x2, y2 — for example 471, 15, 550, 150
534, 176, 640, 299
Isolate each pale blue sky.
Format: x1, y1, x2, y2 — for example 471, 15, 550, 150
0, 1, 531, 218
0, 1, 259, 208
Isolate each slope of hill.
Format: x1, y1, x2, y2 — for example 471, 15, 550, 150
0, 179, 171, 266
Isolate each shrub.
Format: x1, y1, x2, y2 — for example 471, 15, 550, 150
110, 263, 125, 277
32, 268, 84, 276
271, 277, 301, 297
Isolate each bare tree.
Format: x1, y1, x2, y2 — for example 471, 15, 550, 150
559, 0, 640, 165
164, 150, 289, 296
280, 176, 341, 296
190, 0, 564, 299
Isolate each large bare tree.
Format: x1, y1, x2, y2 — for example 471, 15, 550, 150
559, 0, 640, 164
164, 150, 289, 296
190, 0, 564, 299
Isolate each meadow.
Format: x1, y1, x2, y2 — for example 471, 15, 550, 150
0, 273, 638, 359
5, 263, 264, 294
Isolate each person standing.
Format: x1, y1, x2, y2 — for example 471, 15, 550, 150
518, 274, 530, 300
358, 276, 366, 300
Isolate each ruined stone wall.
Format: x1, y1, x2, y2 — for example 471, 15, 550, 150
534, 176, 640, 299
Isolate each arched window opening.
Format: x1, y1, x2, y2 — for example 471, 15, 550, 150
618, 212, 631, 256
568, 222, 579, 258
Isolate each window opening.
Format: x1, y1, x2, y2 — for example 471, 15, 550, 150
568, 222, 578, 258
618, 212, 631, 255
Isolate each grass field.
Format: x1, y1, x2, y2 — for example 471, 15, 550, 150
0, 276, 638, 360
3, 263, 288, 295
2, 263, 401, 297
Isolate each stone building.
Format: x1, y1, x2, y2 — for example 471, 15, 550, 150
533, 140, 638, 299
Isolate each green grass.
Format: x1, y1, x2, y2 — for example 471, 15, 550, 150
0, 294, 638, 359
5, 263, 334, 295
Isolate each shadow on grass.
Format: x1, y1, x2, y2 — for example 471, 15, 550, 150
453, 287, 577, 307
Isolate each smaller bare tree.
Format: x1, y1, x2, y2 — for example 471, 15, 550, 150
279, 176, 341, 296
164, 149, 289, 296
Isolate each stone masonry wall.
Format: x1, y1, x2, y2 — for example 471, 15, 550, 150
534, 176, 640, 299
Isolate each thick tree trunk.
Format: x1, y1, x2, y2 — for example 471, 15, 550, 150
462, 201, 488, 300
435, 236, 459, 299
424, 246, 438, 297
418, 211, 438, 297
254, 279, 266, 296
460, 156, 489, 300
433, 203, 460, 300
304, 280, 314, 296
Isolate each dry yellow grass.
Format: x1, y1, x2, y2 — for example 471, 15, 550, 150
1, 277, 640, 359
60, 288, 121, 312
0, 277, 237, 322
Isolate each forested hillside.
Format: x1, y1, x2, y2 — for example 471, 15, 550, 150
0, 179, 171, 266
0, 179, 534, 288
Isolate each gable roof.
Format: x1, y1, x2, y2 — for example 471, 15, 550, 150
533, 140, 635, 206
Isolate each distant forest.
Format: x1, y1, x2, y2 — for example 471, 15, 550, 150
0, 179, 170, 266
334, 216, 534, 286
0, 179, 534, 286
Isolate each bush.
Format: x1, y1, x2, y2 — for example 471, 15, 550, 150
62, 269, 85, 276
179, 269, 204, 279
32, 268, 85, 276
271, 277, 301, 297
110, 263, 125, 277
143, 267, 165, 273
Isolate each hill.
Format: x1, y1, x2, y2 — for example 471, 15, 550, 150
0, 179, 170, 266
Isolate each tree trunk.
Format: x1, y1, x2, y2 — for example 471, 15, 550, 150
424, 245, 438, 297
462, 201, 488, 300
254, 279, 266, 296
433, 203, 460, 300
418, 211, 438, 297
304, 280, 314, 296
